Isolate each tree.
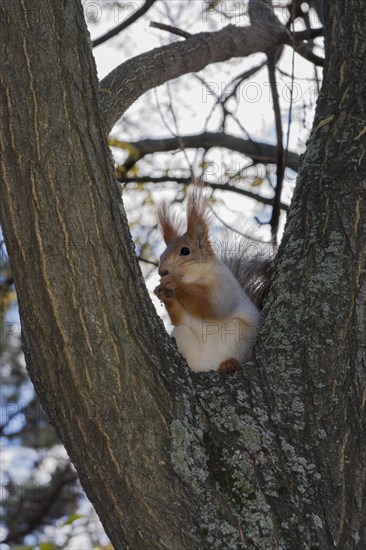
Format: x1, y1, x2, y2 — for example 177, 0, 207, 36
0, 0, 365, 549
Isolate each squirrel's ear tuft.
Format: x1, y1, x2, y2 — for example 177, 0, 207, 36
158, 202, 182, 244
186, 184, 210, 243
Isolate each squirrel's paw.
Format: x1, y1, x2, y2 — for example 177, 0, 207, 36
159, 273, 175, 289
154, 274, 176, 302
154, 285, 174, 302
217, 358, 240, 374
154, 275, 175, 302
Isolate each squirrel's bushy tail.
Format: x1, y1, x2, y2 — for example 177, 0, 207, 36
218, 237, 275, 309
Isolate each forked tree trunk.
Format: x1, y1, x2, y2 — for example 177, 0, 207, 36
0, 1, 365, 549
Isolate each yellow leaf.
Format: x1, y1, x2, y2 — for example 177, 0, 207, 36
108, 138, 140, 159
251, 177, 264, 187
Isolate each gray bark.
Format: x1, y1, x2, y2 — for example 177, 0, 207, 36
0, 1, 200, 547
254, 1, 366, 546
0, 1, 364, 549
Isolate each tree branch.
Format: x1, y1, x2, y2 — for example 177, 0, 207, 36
224, 60, 268, 103
150, 21, 192, 39
112, 132, 299, 171
267, 54, 285, 242
111, 132, 300, 172
289, 41, 325, 66
116, 176, 289, 211
2, 464, 78, 544
292, 27, 324, 41
99, 23, 286, 133
92, 0, 157, 48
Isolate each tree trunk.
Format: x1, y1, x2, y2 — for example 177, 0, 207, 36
0, 1, 365, 550
254, 1, 366, 546
0, 2, 202, 548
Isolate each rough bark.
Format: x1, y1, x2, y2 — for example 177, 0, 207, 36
0, 1, 365, 550
254, 1, 366, 546
0, 2, 202, 548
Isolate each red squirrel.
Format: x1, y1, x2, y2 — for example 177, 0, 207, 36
154, 185, 273, 373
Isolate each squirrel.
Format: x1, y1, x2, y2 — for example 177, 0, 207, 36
154, 185, 273, 374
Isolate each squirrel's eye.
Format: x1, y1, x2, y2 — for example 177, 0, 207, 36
180, 247, 190, 256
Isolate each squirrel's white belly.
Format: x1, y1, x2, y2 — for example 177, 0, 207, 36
172, 312, 259, 372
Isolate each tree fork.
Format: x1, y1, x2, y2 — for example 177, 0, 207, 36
0, 1, 365, 549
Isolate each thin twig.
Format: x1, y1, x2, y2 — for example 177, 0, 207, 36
291, 27, 324, 41
224, 60, 267, 103
209, 206, 270, 244
93, 0, 157, 48
137, 256, 158, 267
283, 4, 296, 183
277, 67, 316, 81
116, 176, 289, 211
153, 87, 195, 181
267, 53, 285, 244
166, 83, 195, 180
150, 21, 191, 39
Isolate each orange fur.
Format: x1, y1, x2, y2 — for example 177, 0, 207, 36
155, 186, 224, 323
186, 186, 211, 243
155, 273, 218, 322
158, 202, 182, 245
173, 279, 220, 320
217, 358, 240, 374
154, 183, 261, 373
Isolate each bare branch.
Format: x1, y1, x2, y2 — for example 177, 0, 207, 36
267, 54, 285, 243
0, 399, 32, 434
99, 23, 286, 133
116, 176, 289, 211
137, 256, 158, 267
224, 60, 268, 103
111, 132, 300, 172
92, 0, 157, 48
292, 27, 324, 41
150, 21, 191, 39
208, 206, 270, 243
291, 41, 325, 66
248, 0, 278, 26
280, 28, 325, 66
2, 464, 78, 544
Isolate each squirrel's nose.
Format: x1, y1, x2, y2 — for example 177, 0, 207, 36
159, 268, 168, 277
